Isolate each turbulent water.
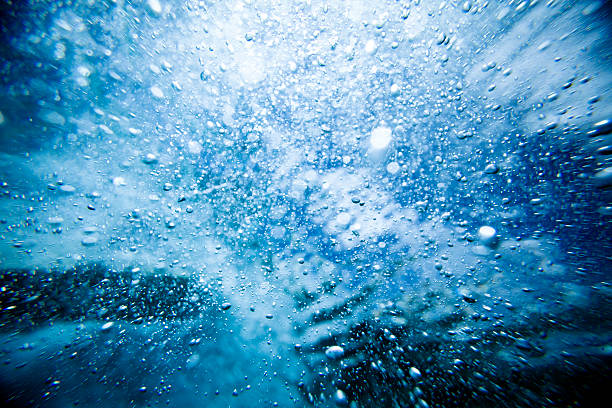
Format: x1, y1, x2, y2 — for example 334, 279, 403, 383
0, 0, 611, 407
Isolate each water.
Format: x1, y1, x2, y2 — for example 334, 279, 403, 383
0, 1, 611, 407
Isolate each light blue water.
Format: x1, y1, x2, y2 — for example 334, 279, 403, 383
0, 1, 611, 407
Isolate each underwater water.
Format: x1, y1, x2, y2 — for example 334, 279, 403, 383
0, 0, 611, 406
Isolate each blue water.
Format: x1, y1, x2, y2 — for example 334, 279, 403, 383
0, 1, 611, 407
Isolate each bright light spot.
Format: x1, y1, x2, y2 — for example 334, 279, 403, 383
370, 126, 392, 149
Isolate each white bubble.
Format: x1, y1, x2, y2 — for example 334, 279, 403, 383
99, 124, 114, 135
478, 226, 498, 247
334, 389, 348, 406
81, 235, 99, 246
186, 353, 200, 369
238, 54, 266, 84
100, 322, 114, 332
187, 140, 203, 154
593, 166, 612, 188
47, 217, 64, 226
113, 176, 127, 186
143, 153, 158, 164
77, 65, 91, 77
39, 110, 66, 126
325, 345, 345, 359
387, 162, 400, 174
390, 83, 401, 96
59, 185, 76, 194
365, 39, 378, 55
150, 86, 164, 99
83, 226, 98, 234
370, 126, 392, 149
147, 0, 162, 15
270, 225, 286, 239
336, 212, 351, 226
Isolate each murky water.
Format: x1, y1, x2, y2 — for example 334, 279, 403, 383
0, 1, 611, 407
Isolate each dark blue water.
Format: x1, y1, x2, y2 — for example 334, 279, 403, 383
0, 1, 611, 407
